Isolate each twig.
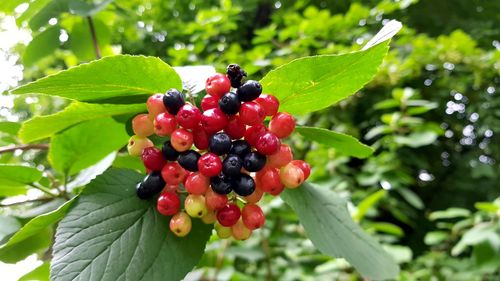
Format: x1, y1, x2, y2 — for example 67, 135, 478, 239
86, 16, 101, 59
0, 143, 48, 154
0, 197, 53, 208
29, 183, 57, 198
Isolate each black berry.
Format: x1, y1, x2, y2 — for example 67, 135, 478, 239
243, 151, 266, 172
218, 92, 241, 115
163, 88, 185, 115
209, 132, 232, 155
162, 140, 179, 161
136, 171, 165, 199
233, 173, 255, 196
226, 64, 247, 88
236, 80, 262, 102
178, 150, 201, 172
222, 154, 243, 177
229, 140, 251, 157
210, 174, 233, 194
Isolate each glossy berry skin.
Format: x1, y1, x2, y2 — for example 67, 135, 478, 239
242, 204, 265, 230
201, 108, 229, 134
132, 114, 154, 137
226, 63, 247, 88
239, 102, 266, 126
192, 126, 210, 150
201, 94, 218, 111
218, 92, 240, 115
197, 153, 222, 177
233, 173, 256, 196
255, 132, 281, 155
163, 88, 185, 115
161, 140, 179, 161
280, 163, 305, 188
215, 221, 232, 238
256, 167, 282, 192
206, 73, 231, 97
170, 212, 192, 237
170, 128, 193, 152
237, 80, 262, 102
141, 147, 166, 171
154, 112, 177, 136
243, 151, 266, 172
224, 116, 246, 140
255, 94, 279, 116
210, 174, 233, 195
184, 194, 208, 218
229, 140, 252, 157
161, 162, 187, 185
128, 135, 154, 157
209, 132, 232, 155
201, 211, 217, 224
178, 150, 201, 172
157, 192, 181, 216
291, 160, 311, 180
136, 171, 165, 199
244, 124, 267, 147
184, 172, 209, 195
267, 144, 293, 168
163, 184, 179, 193
244, 185, 264, 204
176, 104, 202, 129
269, 112, 296, 138
205, 189, 228, 210
217, 203, 241, 227
232, 219, 252, 240
222, 154, 243, 177
147, 93, 167, 117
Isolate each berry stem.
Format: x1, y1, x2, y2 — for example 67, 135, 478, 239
235, 196, 247, 205
86, 16, 101, 59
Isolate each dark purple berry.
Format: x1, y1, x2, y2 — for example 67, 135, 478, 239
233, 173, 255, 196
209, 132, 232, 155
218, 92, 240, 115
178, 150, 201, 172
243, 151, 266, 172
237, 80, 262, 102
222, 154, 243, 177
163, 88, 185, 115
210, 174, 233, 195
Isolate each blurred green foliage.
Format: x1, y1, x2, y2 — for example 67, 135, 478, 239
1, 0, 499, 280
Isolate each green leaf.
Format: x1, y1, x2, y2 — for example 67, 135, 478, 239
69, 18, 112, 61
19, 262, 50, 281
0, 215, 21, 242
396, 188, 424, 210
23, 25, 60, 66
19, 102, 145, 143
353, 189, 387, 222
12, 55, 182, 102
368, 222, 404, 237
296, 126, 374, 159
0, 121, 21, 135
0, 227, 52, 263
49, 118, 128, 175
28, 0, 71, 30
112, 153, 145, 173
16, 0, 52, 26
424, 231, 449, 246
0, 0, 25, 13
429, 208, 471, 220
51, 168, 212, 281
393, 131, 438, 148
281, 183, 399, 280
260, 42, 389, 115
69, 0, 114, 16
0, 164, 43, 195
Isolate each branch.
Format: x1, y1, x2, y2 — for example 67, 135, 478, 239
87, 16, 101, 59
0, 143, 49, 154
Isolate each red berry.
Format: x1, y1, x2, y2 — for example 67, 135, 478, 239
170, 212, 192, 237
132, 114, 154, 137
256, 167, 283, 194
147, 93, 167, 117
154, 112, 177, 136
217, 203, 241, 227
201, 108, 229, 134
239, 102, 266, 126
205, 189, 228, 211
193, 125, 210, 150
201, 94, 218, 111
161, 162, 187, 185
269, 112, 295, 138
224, 116, 246, 140
206, 73, 231, 97
232, 219, 252, 240
244, 124, 267, 147
244, 184, 264, 204
185, 194, 208, 218
162, 184, 179, 193
267, 144, 293, 168
184, 172, 210, 195
127, 135, 154, 156
176, 104, 202, 129
291, 160, 311, 180
170, 128, 193, 152
255, 132, 281, 155
141, 147, 166, 171
280, 162, 305, 188
255, 94, 279, 116
242, 204, 265, 230
157, 192, 181, 216
197, 153, 222, 177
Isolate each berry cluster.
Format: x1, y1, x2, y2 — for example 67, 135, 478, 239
127, 64, 310, 239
